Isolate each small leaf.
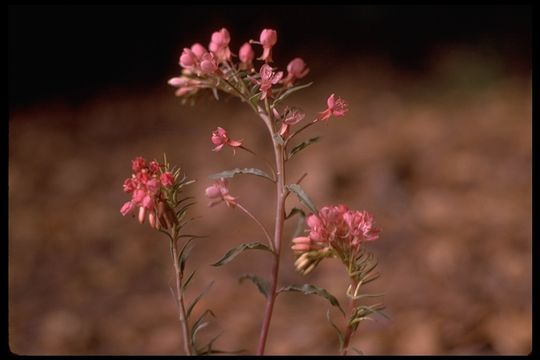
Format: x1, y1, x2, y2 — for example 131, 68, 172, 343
209, 167, 274, 182
286, 184, 317, 213
182, 269, 197, 291
285, 207, 305, 220
190, 309, 215, 345
278, 284, 345, 315
187, 281, 214, 319
288, 136, 320, 159
239, 274, 270, 298
351, 347, 364, 355
211, 242, 273, 267
272, 82, 313, 107
326, 310, 344, 352
285, 207, 307, 239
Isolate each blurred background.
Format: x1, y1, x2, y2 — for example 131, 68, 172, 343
9, 5, 531, 355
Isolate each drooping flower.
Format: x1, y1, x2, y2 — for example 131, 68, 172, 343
211, 127, 243, 152
256, 64, 283, 100
205, 178, 238, 208
282, 57, 310, 87
317, 94, 349, 121
258, 29, 277, 62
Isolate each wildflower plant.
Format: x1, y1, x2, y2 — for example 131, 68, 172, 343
122, 26, 386, 355
120, 156, 224, 355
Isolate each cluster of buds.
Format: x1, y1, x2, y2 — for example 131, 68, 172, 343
168, 27, 311, 99
120, 156, 177, 230
292, 205, 380, 274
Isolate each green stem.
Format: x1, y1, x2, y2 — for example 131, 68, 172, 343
170, 238, 194, 355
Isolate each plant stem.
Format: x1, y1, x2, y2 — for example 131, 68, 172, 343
341, 279, 359, 356
170, 238, 194, 355
236, 202, 274, 251
256, 106, 286, 355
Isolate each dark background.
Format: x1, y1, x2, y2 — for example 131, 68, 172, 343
9, 5, 532, 355
9, 5, 531, 109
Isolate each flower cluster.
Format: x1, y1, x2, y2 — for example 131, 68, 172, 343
292, 205, 380, 274
120, 156, 177, 229
168, 27, 310, 99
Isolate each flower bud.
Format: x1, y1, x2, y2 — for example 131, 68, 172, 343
239, 42, 254, 64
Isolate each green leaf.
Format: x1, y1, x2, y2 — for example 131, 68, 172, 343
211, 242, 273, 267
186, 281, 214, 319
286, 184, 317, 213
272, 82, 313, 107
288, 136, 320, 159
182, 269, 197, 291
178, 237, 197, 272
326, 310, 344, 352
285, 207, 305, 220
190, 309, 215, 346
285, 207, 307, 239
278, 284, 345, 315
209, 167, 274, 182
238, 274, 270, 298
351, 347, 364, 355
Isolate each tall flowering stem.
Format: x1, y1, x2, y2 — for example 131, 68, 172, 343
170, 27, 360, 355
121, 156, 224, 355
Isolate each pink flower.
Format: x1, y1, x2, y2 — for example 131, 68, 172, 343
190, 43, 208, 60
120, 156, 179, 229
132, 156, 146, 172
278, 107, 306, 136
292, 204, 380, 256
179, 48, 198, 69
199, 53, 218, 74
239, 42, 254, 70
291, 236, 312, 253
168, 76, 202, 97
209, 28, 231, 63
256, 64, 283, 100
160, 172, 175, 188
211, 127, 243, 152
318, 94, 349, 121
120, 201, 134, 216
259, 29, 277, 62
283, 57, 310, 87
205, 178, 237, 208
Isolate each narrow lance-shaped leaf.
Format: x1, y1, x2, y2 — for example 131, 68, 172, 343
238, 274, 270, 298
288, 136, 320, 159
272, 81, 314, 107
286, 207, 307, 239
211, 242, 273, 267
190, 309, 215, 346
326, 310, 344, 352
181, 269, 197, 291
186, 281, 214, 319
286, 184, 317, 213
209, 167, 274, 182
278, 284, 345, 315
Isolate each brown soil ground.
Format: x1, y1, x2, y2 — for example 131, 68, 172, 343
9, 50, 531, 355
